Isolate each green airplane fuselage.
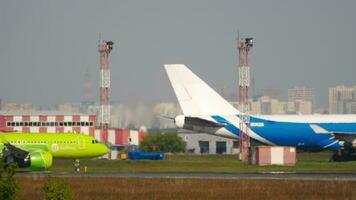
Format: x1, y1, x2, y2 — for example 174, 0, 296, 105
0, 133, 109, 158
0, 132, 109, 170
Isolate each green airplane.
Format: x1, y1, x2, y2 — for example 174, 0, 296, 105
0, 132, 109, 171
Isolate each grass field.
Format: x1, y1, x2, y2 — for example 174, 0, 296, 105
46, 152, 356, 173
13, 152, 356, 200
16, 177, 356, 200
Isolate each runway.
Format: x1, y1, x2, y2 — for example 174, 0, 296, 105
16, 172, 356, 181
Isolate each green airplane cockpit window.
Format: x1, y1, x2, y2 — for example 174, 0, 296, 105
91, 140, 99, 144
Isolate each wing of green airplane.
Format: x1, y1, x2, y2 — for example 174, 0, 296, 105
2, 141, 52, 171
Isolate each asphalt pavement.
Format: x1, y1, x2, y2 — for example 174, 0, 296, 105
16, 172, 356, 181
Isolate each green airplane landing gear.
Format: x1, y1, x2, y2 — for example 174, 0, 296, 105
74, 159, 80, 172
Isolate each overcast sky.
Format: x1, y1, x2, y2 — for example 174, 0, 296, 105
0, 0, 355, 108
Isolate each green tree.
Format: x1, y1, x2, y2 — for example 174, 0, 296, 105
140, 133, 186, 153
43, 177, 74, 200
0, 158, 19, 200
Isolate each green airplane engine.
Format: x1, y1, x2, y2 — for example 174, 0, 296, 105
16, 151, 53, 171
29, 151, 53, 171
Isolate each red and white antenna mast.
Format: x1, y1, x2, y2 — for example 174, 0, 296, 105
98, 39, 114, 143
237, 34, 253, 163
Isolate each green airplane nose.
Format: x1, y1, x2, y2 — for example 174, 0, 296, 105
101, 144, 110, 155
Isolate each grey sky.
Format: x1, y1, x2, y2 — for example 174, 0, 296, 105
0, 0, 355, 108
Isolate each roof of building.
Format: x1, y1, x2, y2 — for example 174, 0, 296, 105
0, 110, 95, 116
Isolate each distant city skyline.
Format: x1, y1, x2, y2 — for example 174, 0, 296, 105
1, 1, 356, 107
2, 84, 356, 129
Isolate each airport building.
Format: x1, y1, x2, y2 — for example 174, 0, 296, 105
178, 133, 238, 155
0, 111, 96, 136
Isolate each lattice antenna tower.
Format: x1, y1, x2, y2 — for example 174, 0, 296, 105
237, 33, 253, 163
98, 39, 114, 142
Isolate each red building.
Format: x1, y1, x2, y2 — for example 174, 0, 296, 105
94, 128, 147, 146
0, 111, 96, 136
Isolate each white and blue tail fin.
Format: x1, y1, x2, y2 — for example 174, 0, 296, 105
164, 64, 239, 116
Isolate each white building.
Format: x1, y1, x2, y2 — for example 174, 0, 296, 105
329, 85, 356, 114
288, 86, 315, 103
249, 96, 312, 115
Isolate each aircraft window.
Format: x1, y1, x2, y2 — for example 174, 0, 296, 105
63, 122, 67, 126
81, 122, 85, 126
24, 122, 28, 126
67, 122, 71, 126
41, 122, 46, 126
19, 122, 23, 126
90, 122, 93, 126
33, 122, 37, 126
45, 122, 49, 126
59, 122, 63, 126
50, 122, 55, 126
7, 122, 11, 127
15, 122, 20, 126
76, 122, 80, 126
29, 122, 32, 126
11, 122, 15, 126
